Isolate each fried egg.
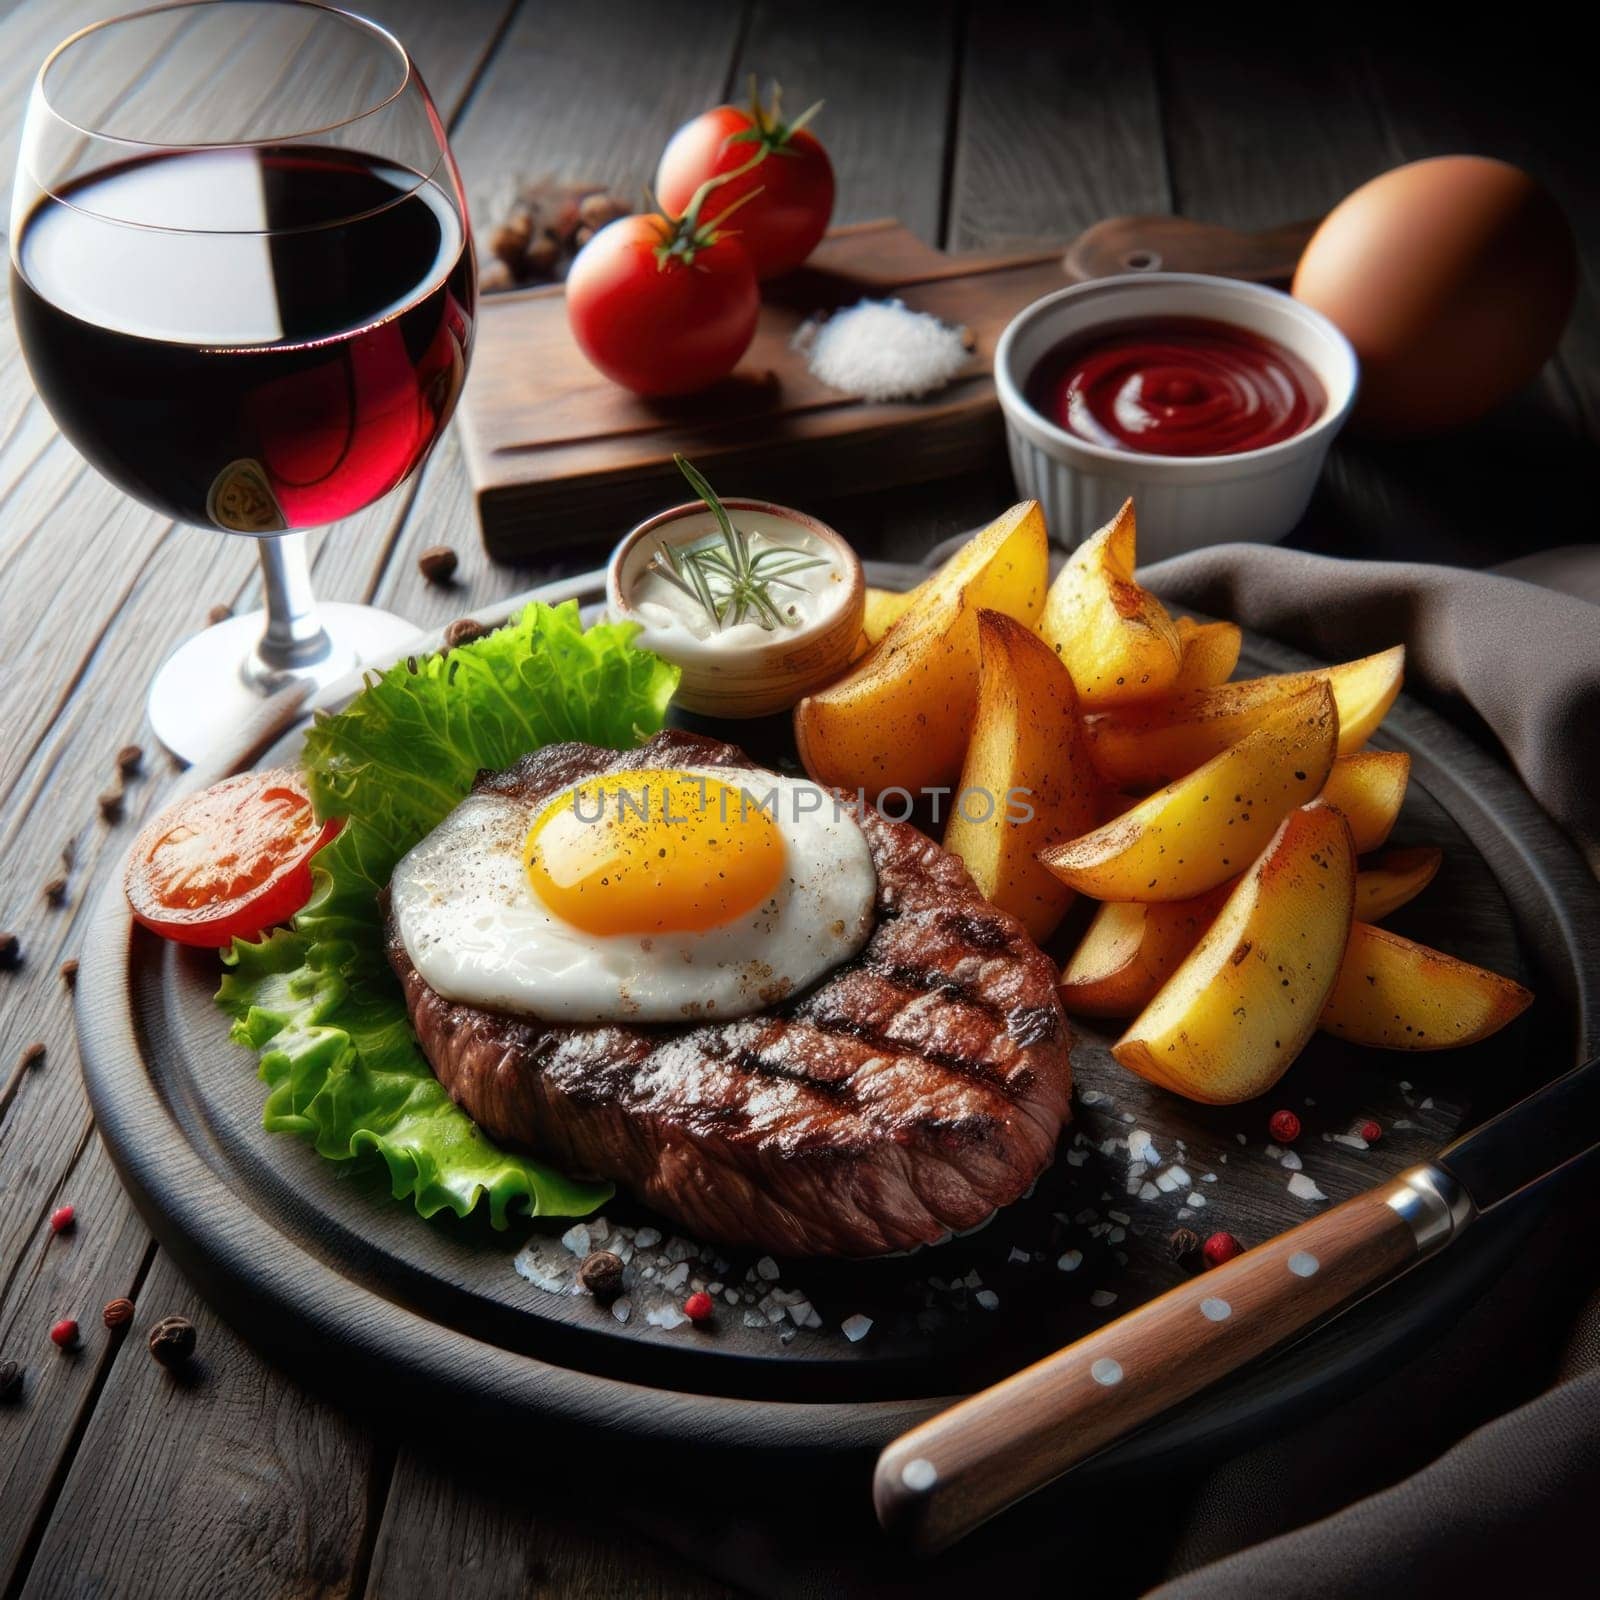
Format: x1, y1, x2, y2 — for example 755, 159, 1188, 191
390, 766, 876, 1024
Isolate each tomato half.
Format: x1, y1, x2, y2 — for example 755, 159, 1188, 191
125, 768, 341, 948
566, 214, 759, 396
655, 94, 835, 280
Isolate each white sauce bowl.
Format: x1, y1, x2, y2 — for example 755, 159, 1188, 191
994, 273, 1359, 558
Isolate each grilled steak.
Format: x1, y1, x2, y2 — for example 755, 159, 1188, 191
386, 730, 1072, 1257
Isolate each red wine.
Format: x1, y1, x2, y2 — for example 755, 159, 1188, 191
11, 146, 473, 532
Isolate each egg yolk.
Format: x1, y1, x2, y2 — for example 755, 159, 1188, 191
524, 769, 785, 935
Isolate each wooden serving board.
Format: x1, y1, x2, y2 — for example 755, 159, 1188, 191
459, 220, 1073, 560
75, 565, 1600, 1466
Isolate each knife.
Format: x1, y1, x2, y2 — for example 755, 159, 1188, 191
874, 1052, 1600, 1553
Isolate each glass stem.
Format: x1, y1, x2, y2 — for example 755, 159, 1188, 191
246, 532, 335, 688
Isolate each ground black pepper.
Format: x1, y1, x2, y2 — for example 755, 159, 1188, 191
1167, 1226, 1202, 1265
0, 1360, 23, 1403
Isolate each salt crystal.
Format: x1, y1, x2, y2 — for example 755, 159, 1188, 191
1201, 1173, 1218, 1183
756, 1256, 781, 1280
1219, 1154, 1229, 1164
1108, 1227, 1126, 1243
1288, 1173, 1329, 1203
767, 1305, 787, 1324
724, 1289, 740, 1306
1420, 1097, 1435, 1110
1107, 1210, 1130, 1225
611, 1297, 632, 1324
1265, 1144, 1283, 1161
1399, 1080, 1413, 1092
797, 298, 970, 403
975, 1289, 1000, 1311
587, 1218, 610, 1244
1235, 1133, 1247, 1146
1138, 1182, 1160, 1200
1008, 1247, 1031, 1265
663, 1262, 689, 1291
1075, 1208, 1099, 1225
1058, 1249, 1083, 1272
743, 1308, 768, 1329
1089, 1289, 1117, 1308
1332, 1133, 1369, 1150
1126, 1175, 1145, 1195
1080, 1089, 1107, 1106
1166, 1166, 1191, 1189
1155, 1172, 1181, 1193
842, 1314, 874, 1342
1186, 1193, 1205, 1207
647, 1304, 688, 1329
963, 1269, 983, 1289
1281, 1151, 1303, 1171
560, 1224, 590, 1256
1128, 1161, 1148, 1180
634, 1226, 662, 1249
1120, 1112, 1135, 1124
1068, 1149, 1088, 1167
665, 1236, 695, 1263
1394, 1119, 1416, 1130
788, 1300, 819, 1328
1128, 1130, 1158, 1164
707, 1282, 723, 1295
1177, 1208, 1194, 1220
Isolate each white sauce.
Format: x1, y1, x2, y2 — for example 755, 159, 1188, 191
627, 509, 846, 653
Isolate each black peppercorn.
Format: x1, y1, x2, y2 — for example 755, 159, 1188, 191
43, 876, 68, 906
59, 958, 79, 987
148, 1315, 197, 1368
443, 617, 489, 650
0, 1360, 22, 1403
98, 786, 125, 823
417, 544, 459, 585
0, 932, 20, 970
115, 744, 145, 777
206, 603, 233, 626
577, 1250, 625, 1302
1167, 1227, 1202, 1265
20, 1041, 45, 1072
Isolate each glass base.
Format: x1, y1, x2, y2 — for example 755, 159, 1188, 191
148, 602, 423, 765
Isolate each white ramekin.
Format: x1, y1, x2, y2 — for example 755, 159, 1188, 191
994, 273, 1359, 559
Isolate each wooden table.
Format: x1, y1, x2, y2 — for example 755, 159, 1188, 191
0, 4, 1594, 1595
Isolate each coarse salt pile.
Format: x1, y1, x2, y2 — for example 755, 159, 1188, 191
794, 298, 970, 402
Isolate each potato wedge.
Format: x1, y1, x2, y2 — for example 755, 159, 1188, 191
1319, 750, 1410, 854
1321, 923, 1532, 1050
1036, 500, 1183, 707
1085, 645, 1405, 790
1171, 617, 1242, 691
1061, 845, 1441, 1020
1059, 886, 1231, 1017
1352, 846, 1442, 921
862, 586, 914, 646
1039, 683, 1337, 901
944, 611, 1100, 941
1113, 802, 1357, 1103
795, 502, 1049, 797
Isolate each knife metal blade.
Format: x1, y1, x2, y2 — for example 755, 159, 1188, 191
1435, 1051, 1600, 1213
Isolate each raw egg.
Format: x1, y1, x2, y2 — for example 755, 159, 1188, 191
1292, 156, 1576, 435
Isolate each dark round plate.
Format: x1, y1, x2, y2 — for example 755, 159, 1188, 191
76, 564, 1600, 1463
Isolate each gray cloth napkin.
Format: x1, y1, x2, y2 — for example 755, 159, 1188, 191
1141, 543, 1600, 868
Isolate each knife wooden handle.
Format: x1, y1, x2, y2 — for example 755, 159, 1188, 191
1060, 214, 1323, 285
874, 1166, 1471, 1553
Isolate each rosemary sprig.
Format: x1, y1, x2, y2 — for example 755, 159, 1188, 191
646, 455, 830, 631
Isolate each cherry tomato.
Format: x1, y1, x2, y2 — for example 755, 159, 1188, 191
566, 213, 759, 396
124, 768, 341, 948
655, 86, 834, 280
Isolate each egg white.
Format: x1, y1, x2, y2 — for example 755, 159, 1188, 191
390, 766, 877, 1025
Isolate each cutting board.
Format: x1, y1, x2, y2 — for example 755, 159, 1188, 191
459, 219, 1076, 560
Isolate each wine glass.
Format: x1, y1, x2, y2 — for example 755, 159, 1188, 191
9, 1, 475, 762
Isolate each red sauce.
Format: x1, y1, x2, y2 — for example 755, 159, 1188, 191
1027, 317, 1326, 457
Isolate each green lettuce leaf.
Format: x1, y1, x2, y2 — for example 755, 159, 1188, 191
217, 601, 680, 1226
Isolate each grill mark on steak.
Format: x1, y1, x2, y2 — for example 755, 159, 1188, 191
389, 729, 1072, 1257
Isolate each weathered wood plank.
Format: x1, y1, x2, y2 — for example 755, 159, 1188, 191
363, 1448, 736, 1600
0, 6, 517, 1592
947, 3, 1167, 250
20, 1251, 389, 1600
734, 0, 955, 241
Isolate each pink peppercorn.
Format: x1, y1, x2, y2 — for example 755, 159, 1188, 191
49, 1205, 75, 1235
49, 1319, 79, 1349
683, 1291, 714, 1323
1268, 1109, 1301, 1144
1360, 1119, 1382, 1143
1203, 1232, 1243, 1268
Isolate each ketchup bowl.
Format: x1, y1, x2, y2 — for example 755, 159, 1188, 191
994, 273, 1358, 558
